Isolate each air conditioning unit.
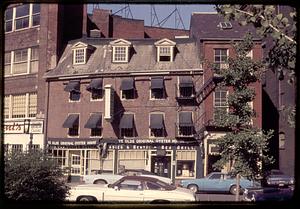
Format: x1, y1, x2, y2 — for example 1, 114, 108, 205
208, 144, 220, 155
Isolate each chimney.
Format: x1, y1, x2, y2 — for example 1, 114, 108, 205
90, 29, 101, 38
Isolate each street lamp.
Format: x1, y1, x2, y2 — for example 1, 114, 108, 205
24, 119, 33, 152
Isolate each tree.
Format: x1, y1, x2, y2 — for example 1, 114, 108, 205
212, 33, 274, 182
216, 5, 296, 126
4, 150, 70, 201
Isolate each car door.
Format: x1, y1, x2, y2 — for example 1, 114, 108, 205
104, 179, 144, 201
202, 173, 223, 191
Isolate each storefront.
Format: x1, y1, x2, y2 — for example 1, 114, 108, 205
47, 138, 204, 182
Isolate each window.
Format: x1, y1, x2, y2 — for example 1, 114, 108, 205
5, 4, 40, 32
150, 77, 165, 99
73, 48, 85, 64
70, 91, 80, 101
85, 113, 102, 137
5, 47, 39, 76
178, 112, 194, 137
72, 155, 81, 165
63, 114, 80, 137
219, 22, 232, 29
149, 113, 165, 137
12, 94, 26, 118
158, 46, 172, 62
121, 128, 134, 138
119, 180, 142, 191
113, 46, 128, 62
5, 7, 13, 32
120, 78, 135, 100
49, 149, 67, 168
87, 78, 103, 100
214, 90, 228, 121
154, 38, 176, 62
121, 89, 135, 100
110, 39, 131, 63
178, 76, 194, 98
64, 80, 81, 102
176, 151, 196, 178
120, 114, 135, 138
11, 144, 23, 153
4, 93, 37, 119
214, 49, 228, 70
91, 89, 103, 100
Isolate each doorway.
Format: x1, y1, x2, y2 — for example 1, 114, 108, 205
151, 155, 171, 178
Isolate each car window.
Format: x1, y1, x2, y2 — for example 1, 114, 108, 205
209, 174, 221, 179
118, 180, 143, 191
145, 181, 164, 191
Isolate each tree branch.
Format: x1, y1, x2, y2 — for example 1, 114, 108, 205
234, 8, 296, 44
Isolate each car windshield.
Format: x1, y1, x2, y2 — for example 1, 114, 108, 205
118, 169, 156, 176
154, 179, 176, 190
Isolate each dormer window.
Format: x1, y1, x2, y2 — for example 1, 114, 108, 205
72, 42, 95, 65
110, 39, 131, 63
155, 38, 176, 62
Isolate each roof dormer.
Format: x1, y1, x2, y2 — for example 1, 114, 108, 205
110, 39, 132, 63
71, 41, 95, 65
154, 38, 176, 62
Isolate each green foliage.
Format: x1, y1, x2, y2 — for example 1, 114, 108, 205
213, 34, 274, 180
4, 150, 70, 201
216, 5, 296, 84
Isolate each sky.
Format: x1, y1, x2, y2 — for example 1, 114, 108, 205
87, 4, 216, 29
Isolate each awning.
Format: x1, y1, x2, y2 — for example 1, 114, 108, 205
150, 114, 164, 129
120, 78, 134, 90
151, 77, 164, 89
62, 114, 79, 128
179, 112, 193, 127
119, 114, 134, 129
64, 80, 80, 92
179, 76, 194, 87
84, 113, 102, 128
86, 78, 103, 91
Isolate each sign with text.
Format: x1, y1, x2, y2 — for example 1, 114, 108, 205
3, 120, 44, 134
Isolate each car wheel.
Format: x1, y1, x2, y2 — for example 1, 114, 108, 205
187, 184, 199, 193
77, 196, 97, 202
230, 185, 243, 195
94, 179, 107, 184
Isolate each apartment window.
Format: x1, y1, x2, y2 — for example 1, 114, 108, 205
214, 90, 228, 120
149, 113, 165, 137
178, 112, 194, 137
110, 39, 131, 63
28, 93, 37, 117
120, 114, 135, 138
85, 113, 102, 137
5, 7, 13, 32
214, 49, 228, 70
73, 48, 85, 64
5, 93, 37, 119
5, 4, 40, 32
159, 46, 172, 62
5, 47, 39, 76
120, 78, 135, 100
64, 80, 81, 101
113, 46, 128, 62
86, 78, 103, 100
178, 76, 194, 98
150, 77, 165, 99
12, 94, 26, 118
4, 96, 10, 119
12, 144, 23, 153
63, 114, 79, 137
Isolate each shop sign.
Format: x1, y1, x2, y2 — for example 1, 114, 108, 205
108, 144, 196, 150
48, 139, 98, 146
116, 138, 188, 144
3, 120, 44, 134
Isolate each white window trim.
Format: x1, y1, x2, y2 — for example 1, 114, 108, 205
68, 91, 81, 103
213, 90, 229, 112
214, 48, 229, 63
5, 4, 40, 33
156, 46, 174, 62
73, 47, 87, 65
149, 112, 165, 138
112, 46, 129, 63
67, 113, 80, 138
120, 89, 135, 101
175, 150, 197, 179
90, 89, 104, 101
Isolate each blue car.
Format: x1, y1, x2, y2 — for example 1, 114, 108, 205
178, 172, 258, 194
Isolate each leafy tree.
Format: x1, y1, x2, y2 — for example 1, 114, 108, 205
213, 33, 274, 181
216, 5, 296, 127
4, 150, 70, 201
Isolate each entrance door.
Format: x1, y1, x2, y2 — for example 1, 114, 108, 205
151, 156, 171, 178
70, 151, 81, 182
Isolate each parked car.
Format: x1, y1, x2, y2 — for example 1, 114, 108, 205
83, 169, 172, 185
67, 176, 197, 203
243, 186, 294, 201
178, 172, 259, 194
264, 170, 294, 187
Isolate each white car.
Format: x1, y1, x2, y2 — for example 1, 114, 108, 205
83, 169, 172, 185
67, 176, 197, 203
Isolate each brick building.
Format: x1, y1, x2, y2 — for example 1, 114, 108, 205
190, 13, 263, 176
44, 37, 204, 182
3, 4, 85, 153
